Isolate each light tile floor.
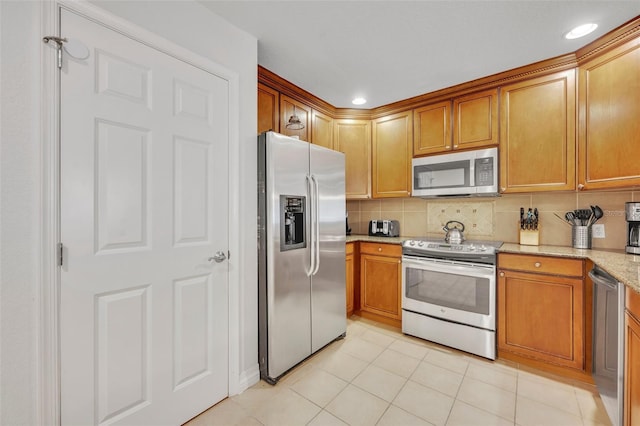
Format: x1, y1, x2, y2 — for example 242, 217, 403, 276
186, 317, 612, 426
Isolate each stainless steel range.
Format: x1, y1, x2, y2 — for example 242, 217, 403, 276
401, 238, 502, 360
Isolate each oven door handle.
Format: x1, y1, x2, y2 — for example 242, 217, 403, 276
402, 255, 495, 278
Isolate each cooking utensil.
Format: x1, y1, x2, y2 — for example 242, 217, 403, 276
566, 211, 575, 224
590, 205, 603, 226
554, 212, 572, 226
443, 220, 465, 243
575, 208, 592, 226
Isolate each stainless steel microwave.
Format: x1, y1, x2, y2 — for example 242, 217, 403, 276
412, 147, 498, 198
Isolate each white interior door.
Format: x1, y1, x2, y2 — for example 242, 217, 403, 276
59, 8, 229, 425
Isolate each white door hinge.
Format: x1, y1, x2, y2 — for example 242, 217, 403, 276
58, 243, 64, 267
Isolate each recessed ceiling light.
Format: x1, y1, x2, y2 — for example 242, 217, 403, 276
352, 97, 367, 105
565, 23, 598, 40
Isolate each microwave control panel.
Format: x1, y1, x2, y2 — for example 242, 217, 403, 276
474, 157, 494, 186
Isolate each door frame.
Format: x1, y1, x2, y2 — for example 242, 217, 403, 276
39, 1, 242, 423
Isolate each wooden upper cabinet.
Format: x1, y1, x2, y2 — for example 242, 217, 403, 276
578, 38, 640, 190
279, 95, 311, 141
453, 88, 499, 150
413, 101, 451, 156
499, 70, 576, 193
334, 119, 371, 199
372, 111, 413, 198
311, 109, 334, 150
257, 83, 279, 134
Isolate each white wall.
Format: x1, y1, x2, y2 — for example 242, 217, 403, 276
0, 2, 42, 424
0, 1, 257, 424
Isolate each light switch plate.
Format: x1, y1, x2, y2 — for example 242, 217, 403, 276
593, 224, 605, 238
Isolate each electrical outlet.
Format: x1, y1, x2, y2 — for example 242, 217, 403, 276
593, 224, 606, 238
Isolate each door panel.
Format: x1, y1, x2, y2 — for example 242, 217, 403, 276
95, 120, 150, 252
265, 133, 312, 378
60, 8, 229, 425
310, 144, 346, 352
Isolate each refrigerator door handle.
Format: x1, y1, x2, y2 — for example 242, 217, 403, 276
311, 175, 320, 275
305, 174, 315, 276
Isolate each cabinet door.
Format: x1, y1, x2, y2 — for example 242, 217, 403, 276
311, 109, 334, 150
413, 101, 451, 156
360, 253, 401, 320
346, 245, 354, 317
334, 119, 371, 199
372, 111, 413, 198
453, 88, 498, 150
498, 269, 584, 370
499, 70, 576, 193
280, 94, 311, 141
258, 83, 279, 134
625, 288, 640, 426
579, 39, 640, 190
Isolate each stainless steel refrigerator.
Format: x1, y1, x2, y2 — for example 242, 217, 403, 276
258, 131, 346, 384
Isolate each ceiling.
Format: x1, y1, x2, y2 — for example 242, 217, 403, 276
200, 1, 640, 109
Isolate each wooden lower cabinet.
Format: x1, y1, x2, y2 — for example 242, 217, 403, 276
625, 288, 640, 426
346, 243, 355, 317
498, 254, 587, 377
359, 242, 402, 326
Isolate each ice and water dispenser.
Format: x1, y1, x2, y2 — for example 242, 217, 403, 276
280, 195, 306, 251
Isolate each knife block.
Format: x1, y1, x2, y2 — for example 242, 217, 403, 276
519, 227, 540, 246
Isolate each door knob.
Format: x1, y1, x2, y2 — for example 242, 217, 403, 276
209, 251, 227, 263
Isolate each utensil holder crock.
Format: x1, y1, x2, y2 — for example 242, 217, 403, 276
572, 225, 592, 249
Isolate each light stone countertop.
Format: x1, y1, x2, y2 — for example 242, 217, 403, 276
346, 235, 404, 245
346, 235, 640, 294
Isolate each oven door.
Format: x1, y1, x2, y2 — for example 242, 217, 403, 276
402, 255, 496, 330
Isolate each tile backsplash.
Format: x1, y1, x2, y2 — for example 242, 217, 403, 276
347, 190, 639, 250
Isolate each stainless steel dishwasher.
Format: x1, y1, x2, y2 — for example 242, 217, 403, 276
590, 266, 625, 426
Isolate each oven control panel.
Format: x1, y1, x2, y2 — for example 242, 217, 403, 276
403, 240, 492, 253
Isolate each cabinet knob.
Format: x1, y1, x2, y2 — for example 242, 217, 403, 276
534, 262, 541, 268
378, 247, 382, 252
499, 272, 505, 277
578, 184, 585, 190
501, 187, 506, 192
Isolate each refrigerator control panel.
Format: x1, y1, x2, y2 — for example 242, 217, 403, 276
280, 195, 306, 251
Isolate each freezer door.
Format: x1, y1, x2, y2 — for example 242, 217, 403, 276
263, 132, 312, 379
310, 144, 346, 352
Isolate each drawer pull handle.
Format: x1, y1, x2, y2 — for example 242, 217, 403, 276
378, 247, 382, 252
499, 272, 505, 277
534, 262, 541, 268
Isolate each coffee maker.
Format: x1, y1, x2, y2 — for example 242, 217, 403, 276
626, 202, 640, 254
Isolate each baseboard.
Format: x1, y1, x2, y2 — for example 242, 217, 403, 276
498, 350, 594, 384
235, 363, 260, 395
357, 310, 401, 329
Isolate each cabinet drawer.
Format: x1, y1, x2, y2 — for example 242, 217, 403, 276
360, 242, 401, 257
346, 242, 354, 255
627, 287, 640, 322
498, 253, 583, 277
